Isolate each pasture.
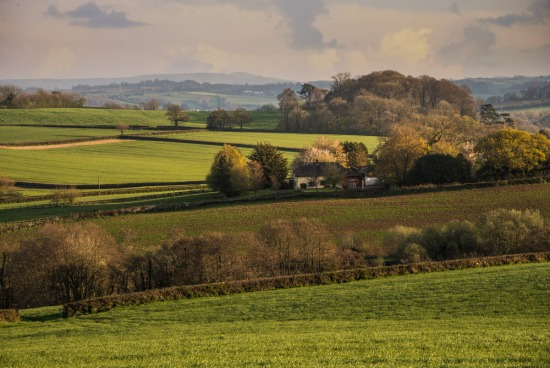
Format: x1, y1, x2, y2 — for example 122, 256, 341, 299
0, 140, 260, 185
0, 131, 377, 186
0, 126, 120, 144
154, 131, 380, 151
85, 183, 550, 248
0, 108, 282, 129
1, 262, 548, 367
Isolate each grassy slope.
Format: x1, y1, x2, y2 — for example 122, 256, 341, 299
0, 131, 377, 185
0, 141, 260, 185
1, 262, 548, 367
0, 126, 120, 144
89, 183, 550, 248
154, 131, 380, 150
0, 108, 282, 129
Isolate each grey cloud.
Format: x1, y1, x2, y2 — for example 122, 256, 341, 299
45, 2, 147, 28
450, 2, 460, 15
438, 25, 496, 67
482, 0, 549, 27
276, 0, 337, 49
158, 0, 337, 49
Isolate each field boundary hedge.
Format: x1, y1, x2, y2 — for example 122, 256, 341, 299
62, 252, 550, 317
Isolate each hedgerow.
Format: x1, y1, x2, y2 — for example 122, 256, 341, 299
63, 252, 549, 317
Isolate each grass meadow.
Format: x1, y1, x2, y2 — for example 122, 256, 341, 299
0, 126, 120, 144
0, 140, 260, 185
1, 262, 548, 367
155, 130, 381, 150
87, 183, 550, 249
0, 108, 282, 129
0, 131, 377, 186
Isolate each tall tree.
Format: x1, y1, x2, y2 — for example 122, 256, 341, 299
207, 108, 232, 130
474, 128, 550, 178
233, 108, 252, 130
342, 141, 369, 167
11, 223, 115, 307
374, 124, 430, 186
207, 144, 251, 196
248, 142, 288, 188
277, 88, 300, 131
165, 103, 188, 128
292, 137, 346, 170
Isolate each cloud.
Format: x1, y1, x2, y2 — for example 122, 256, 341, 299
275, 0, 338, 49
450, 2, 460, 15
378, 28, 432, 64
438, 24, 496, 68
45, 2, 147, 28
481, 0, 550, 27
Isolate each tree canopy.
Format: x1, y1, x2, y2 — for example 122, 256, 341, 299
475, 128, 550, 178
207, 144, 252, 197
247, 142, 288, 188
165, 103, 189, 128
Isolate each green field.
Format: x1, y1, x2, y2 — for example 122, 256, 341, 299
0, 108, 282, 130
85, 183, 550, 248
1, 262, 548, 367
0, 126, 120, 144
155, 131, 380, 150
0, 140, 261, 185
3, 183, 548, 248
0, 131, 378, 185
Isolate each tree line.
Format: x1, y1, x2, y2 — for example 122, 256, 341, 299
1, 208, 547, 309
276, 70, 476, 135
0, 85, 85, 109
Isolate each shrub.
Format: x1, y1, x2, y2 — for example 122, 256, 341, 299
399, 243, 430, 264
0, 309, 19, 323
478, 209, 545, 255
10, 223, 117, 307
406, 153, 472, 185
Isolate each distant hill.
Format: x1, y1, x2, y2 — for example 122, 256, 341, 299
453, 75, 550, 99
0, 72, 294, 90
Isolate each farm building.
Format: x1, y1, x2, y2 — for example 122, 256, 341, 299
293, 162, 380, 190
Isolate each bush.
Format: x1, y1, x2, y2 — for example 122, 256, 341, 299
0, 309, 19, 323
478, 209, 545, 255
400, 243, 430, 263
406, 153, 472, 185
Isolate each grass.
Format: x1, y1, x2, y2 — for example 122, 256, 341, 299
0, 183, 541, 248
0, 130, 378, 185
1, 262, 548, 367
0, 108, 283, 129
154, 131, 381, 151
0, 126, 121, 144
0, 140, 263, 185
0, 190, 218, 223
94, 183, 550, 248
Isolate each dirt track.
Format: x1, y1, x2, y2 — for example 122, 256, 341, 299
0, 139, 133, 150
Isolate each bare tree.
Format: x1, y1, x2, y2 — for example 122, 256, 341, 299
11, 223, 116, 307
165, 103, 189, 128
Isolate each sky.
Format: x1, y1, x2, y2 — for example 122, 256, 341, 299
1, 0, 549, 82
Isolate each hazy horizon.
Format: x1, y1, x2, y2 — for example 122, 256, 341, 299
1, 1, 549, 82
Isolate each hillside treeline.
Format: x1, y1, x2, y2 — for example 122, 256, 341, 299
1, 209, 548, 309
0, 85, 85, 109
72, 79, 303, 98
276, 70, 476, 135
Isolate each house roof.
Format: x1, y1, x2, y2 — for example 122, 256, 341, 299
293, 162, 349, 177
